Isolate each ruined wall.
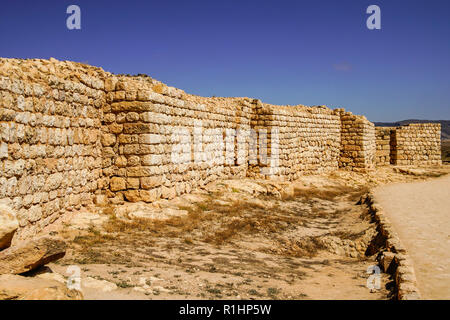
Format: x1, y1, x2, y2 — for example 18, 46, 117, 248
248, 103, 341, 180
337, 110, 376, 172
0, 58, 106, 234
1, 58, 441, 233
375, 127, 394, 166
390, 123, 441, 166
102, 75, 253, 203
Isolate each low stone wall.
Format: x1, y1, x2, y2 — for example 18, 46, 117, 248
337, 110, 376, 172
375, 127, 394, 166
361, 193, 421, 300
391, 123, 441, 166
248, 103, 341, 180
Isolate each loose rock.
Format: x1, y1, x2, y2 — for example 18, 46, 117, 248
0, 237, 66, 275
0, 201, 19, 250
0, 274, 83, 300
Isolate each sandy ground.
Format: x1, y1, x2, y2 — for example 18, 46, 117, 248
374, 174, 450, 299
18, 165, 450, 300
43, 176, 391, 300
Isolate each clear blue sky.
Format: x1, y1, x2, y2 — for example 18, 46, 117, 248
1, 0, 449, 122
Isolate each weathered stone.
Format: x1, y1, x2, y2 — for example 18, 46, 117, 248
115, 155, 127, 167
128, 206, 188, 220
104, 77, 118, 92
67, 212, 108, 231
123, 190, 141, 202
380, 251, 396, 273
101, 133, 116, 147
0, 201, 19, 250
397, 282, 421, 300
140, 177, 163, 189
0, 274, 83, 300
110, 177, 126, 192
0, 57, 441, 232
140, 189, 160, 202
36, 271, 66, 284
0, 142, 8, 159
161, 186, 176, 200
82, 277, 117, 292
93, 194, 109, 206
0, 237, 66, 275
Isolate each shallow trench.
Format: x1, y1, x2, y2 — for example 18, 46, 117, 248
41, 186, 397, 300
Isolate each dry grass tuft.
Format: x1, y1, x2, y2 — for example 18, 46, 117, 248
66, 183, 373, 265
266, 237, 326, 258
282, 185, 367, 202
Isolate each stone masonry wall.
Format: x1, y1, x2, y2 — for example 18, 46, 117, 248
0, 58, 106, 234
375, 127, 395, 166
102, 75, 253, 203
337, 110, 376, 172
0, 58, 441, 233
247, 102, 341, 180
390, 123, 441, 166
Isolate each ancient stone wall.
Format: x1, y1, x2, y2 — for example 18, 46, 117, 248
337, 110, 376, 172
375, 127, 395, 166
0, 58, 442, 232
102, 75, 254, 203
248, 102, 341, 180
0, 58, 106, 234
390, 123, 441, 166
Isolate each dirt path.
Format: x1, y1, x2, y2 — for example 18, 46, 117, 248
374, 174, 450, 300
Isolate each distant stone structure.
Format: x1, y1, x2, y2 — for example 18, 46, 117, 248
375, 124, 441, 166
375, 127, 394, 166
336, 109, 376, 172
390, 124, 441, 166
0, 58, 442, 233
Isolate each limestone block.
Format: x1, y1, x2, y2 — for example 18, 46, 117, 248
110, 177, 126, 191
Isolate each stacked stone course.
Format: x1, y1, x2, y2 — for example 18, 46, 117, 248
375, 127, 395, 165
337, 110, 376, 172
0, 58, 442, 232
248, 103, 341, 180
102, 75, 253, 203
0, 58, 106, 233
390, 124, 441, 166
